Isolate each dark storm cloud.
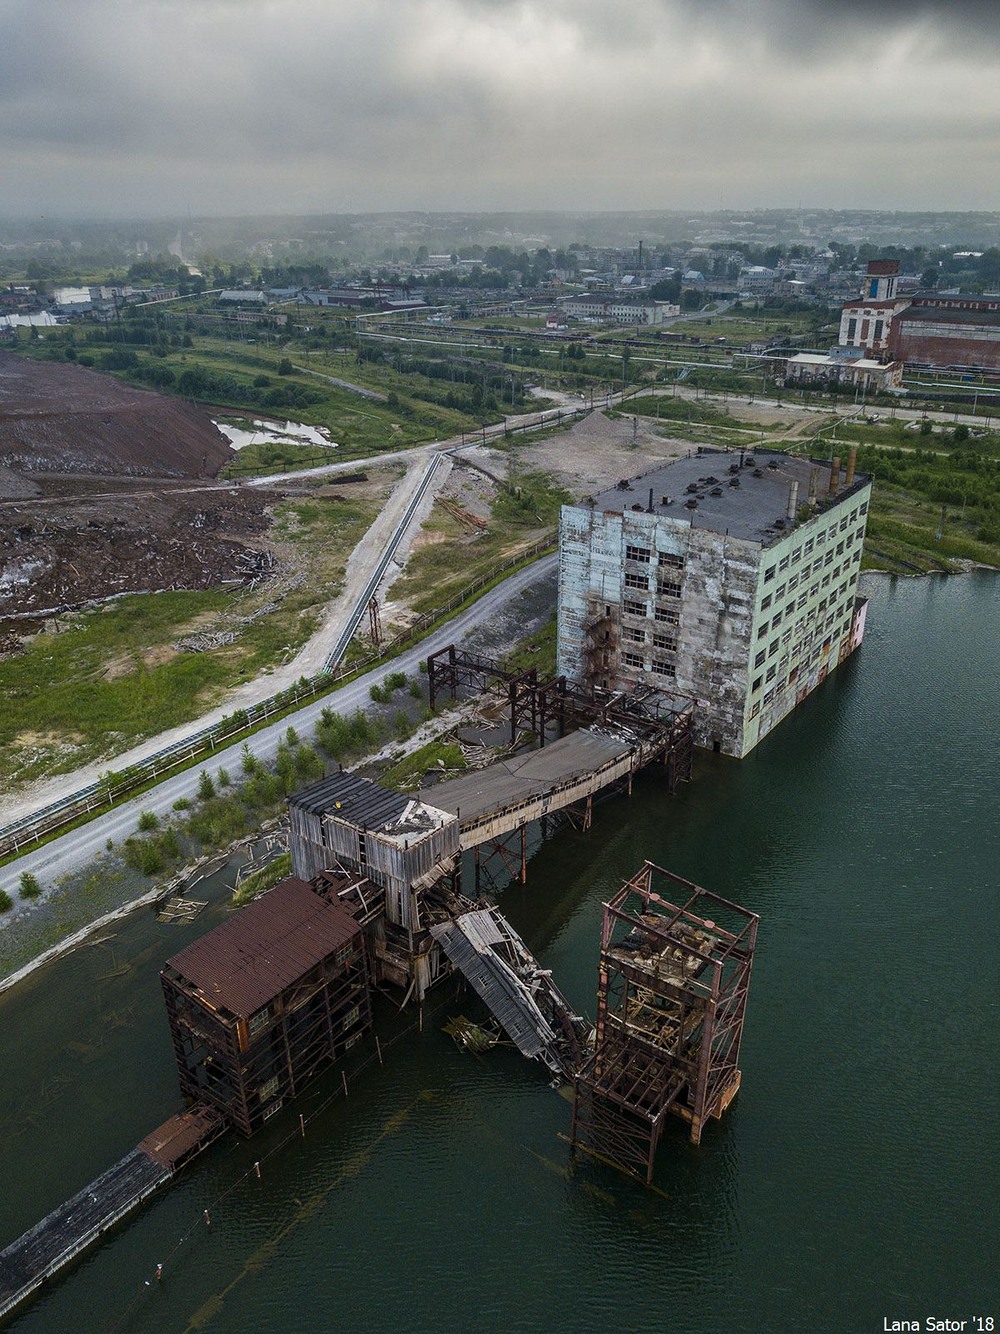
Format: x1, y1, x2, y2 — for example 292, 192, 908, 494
0, 0, 997, 215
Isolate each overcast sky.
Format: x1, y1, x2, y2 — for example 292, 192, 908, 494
2, 0, 998, 217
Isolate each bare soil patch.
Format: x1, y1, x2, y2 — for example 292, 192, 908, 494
515, 410, 688, 499
0, 482, 281, 629
0, 351, 234, 479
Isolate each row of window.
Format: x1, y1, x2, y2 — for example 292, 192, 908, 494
622, 651, 676, 678
762, 504, 868, 585
750, 599, 856, 697
625, 571, 682, 597
761, 536, 859, 609
625, 545, 685, 569
623, 626, 678, 650
757, 554, 860, 639
623, 597, 680, 626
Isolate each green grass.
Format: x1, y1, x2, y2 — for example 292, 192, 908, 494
381, 740, 468, 791
625, 395, 741, 429
864, 486, 1000, 572
500, 613, 558, 679
393, 471, 568, 615
232, 852, 292, 907
220, 440, 343, 477
0, 588, 233, 785
0, 491, 379, 788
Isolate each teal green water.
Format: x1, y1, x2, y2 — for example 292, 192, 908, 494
1, 573, 997, 1334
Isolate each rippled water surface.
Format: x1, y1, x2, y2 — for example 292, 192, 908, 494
1, 573, 996, 1333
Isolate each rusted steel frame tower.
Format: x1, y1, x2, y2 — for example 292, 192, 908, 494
426, 645, 538, 745
570, 861, 758, 1184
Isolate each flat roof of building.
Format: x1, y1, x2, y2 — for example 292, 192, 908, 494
586, 448, 866, 545
164, 877, 360, 1018
900, 305, 1000, 328
788, 353, 889, 370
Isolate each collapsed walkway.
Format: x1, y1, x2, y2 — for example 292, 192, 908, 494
430, 904, 588, 1076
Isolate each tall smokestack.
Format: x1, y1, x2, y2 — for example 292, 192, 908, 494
808, 467, 819, 507
786, 480, 799, 521
845, 445, 858, 488
648, 486, 654, 513
829, 455, 841, 495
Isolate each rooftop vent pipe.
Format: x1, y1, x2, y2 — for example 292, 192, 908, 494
808, 467, 820, 507
845, 445, 858, 488
787, 480, 799, 521
829, 455, 842, 496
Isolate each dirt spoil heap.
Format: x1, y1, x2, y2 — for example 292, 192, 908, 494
0, 351, 234, 482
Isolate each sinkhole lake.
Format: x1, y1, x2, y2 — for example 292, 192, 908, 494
0, 572, 996, 1334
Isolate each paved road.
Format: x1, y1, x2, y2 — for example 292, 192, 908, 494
0, 555, 557, 899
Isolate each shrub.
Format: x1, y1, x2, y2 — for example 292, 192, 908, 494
157, 828, 182, 862
241, 743, 259, 775
316, 707, 383, 760
285, 725, 299, 747
217, 767, 231, 788
19, 872, 42, 900
0, 889, 12, 913
409, 679, 423, 699
384, 671, 408, 693
137, 810, 159, 832
197, 769, 216, 800
186, 795, 253, 849
172, 797, 191, 811
293, 743, 324, 782
123, 838, 166, 876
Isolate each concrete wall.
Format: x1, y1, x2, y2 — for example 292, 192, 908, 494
557, 504, 757, 755
557, 479, 873, 758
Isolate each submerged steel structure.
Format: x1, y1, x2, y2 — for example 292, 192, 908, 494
570, 862, 758, 1184
290, 647, 696, 1000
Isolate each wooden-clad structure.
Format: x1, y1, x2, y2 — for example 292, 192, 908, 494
161, 876, 371, 1136
430, 905, 587, 1075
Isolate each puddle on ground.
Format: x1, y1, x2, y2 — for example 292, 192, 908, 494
214, 417, 340, 450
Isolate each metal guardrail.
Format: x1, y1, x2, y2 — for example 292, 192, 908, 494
0, 535, 557, 861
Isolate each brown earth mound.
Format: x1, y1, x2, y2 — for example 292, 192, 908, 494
0, 351, 235, 479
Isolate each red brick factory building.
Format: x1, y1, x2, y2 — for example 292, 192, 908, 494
840, 260, 1000, 372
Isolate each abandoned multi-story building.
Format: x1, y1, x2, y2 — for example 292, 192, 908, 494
556, 447, 872, 757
